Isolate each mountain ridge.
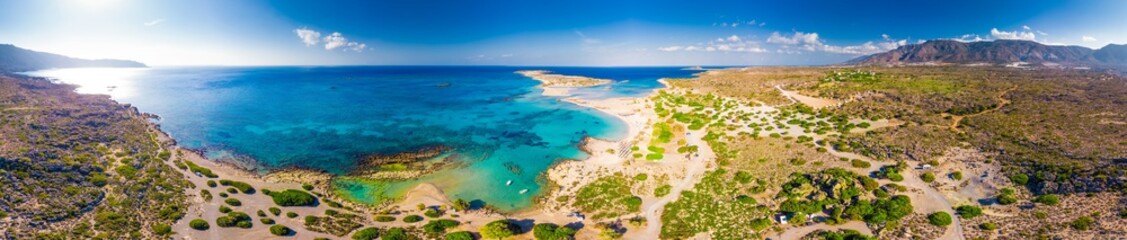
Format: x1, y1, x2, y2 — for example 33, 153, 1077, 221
846, 40, 1127, 69
0, 44, 146, 72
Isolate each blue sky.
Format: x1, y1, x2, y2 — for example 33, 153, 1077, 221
1, 0, 1124, 66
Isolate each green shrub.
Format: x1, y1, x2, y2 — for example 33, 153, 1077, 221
404, 215, 424, 223
375, 215, 396, 222
979, 222, 997, 230
216, 211, 252, 229
219, 205, 232, 213
955, 205, 982, 219
654, 184, 672, 197
424, 209, 443, 218
445, 231, 474, 240
1071, 216, 1094, 230
219, 179, 256, 194
997, 194, 1018, 205
1033, 194, 1060, 206
224, 198, 242, 206
352, 227, 380, 240
1010, 174, 1029, 185
268, 207, 281, 216
384, 227, 410, 240
423, 219, 461, 234
302, 183, 314, 191
850, 159, 871, 168
189, 219, 209, 230
480, 220, 518, 239
286, 212, 298, 218
184, 161, 218, 178
266, 189, 317, 206
533, 223, 577, 240
260, 218, 275, 225
927, 212, 952, 226
207, 180, 217, 188
624, 196, 643, 209
270, 224, 293, 236
634, 173, 648, 181
152, 223, 172, 235
920, 172, 935, 183
950, 171, 963, 181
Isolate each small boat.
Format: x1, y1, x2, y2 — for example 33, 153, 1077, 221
519, 189, 529, 194
506, 180, 513, 186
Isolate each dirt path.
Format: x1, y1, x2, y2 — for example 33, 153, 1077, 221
945, 86, 1017, 132
773, 221, 872, 239
637, 129, 713, 239
776, 85, 841, 109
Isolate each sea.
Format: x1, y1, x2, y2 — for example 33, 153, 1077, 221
24, 66, 703, 211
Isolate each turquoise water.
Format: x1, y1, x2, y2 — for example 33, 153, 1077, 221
25, 66, 700, 210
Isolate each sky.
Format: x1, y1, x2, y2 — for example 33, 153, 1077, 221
1, 0, 1125, 66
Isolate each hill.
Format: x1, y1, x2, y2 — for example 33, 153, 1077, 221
0, 44, 146, 72
846, 40, 1127, 69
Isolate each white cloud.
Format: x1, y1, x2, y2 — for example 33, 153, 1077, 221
726, 35, 741, 42
1036, 30, 1048, 36
144, 19, 165, 27
990, 28, 1036, 41
574, 30, 600, 44
658, 46, 684, 52
320, 32, 366, 52
1023, 25, 1031, 30
1082, 36, 1098, 42
294, 28, 321, 46
767, 32, 821, 45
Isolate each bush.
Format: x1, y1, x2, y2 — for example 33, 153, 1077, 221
219, 179, 256, 194
480, 219, 518, 239
219, 205, 232, 213
375, 215, 396, 222
955, 205, 982, 219
996, 194, 1018, 205
1010, 174, 1029, 185
201, 189, 213, 202
152, 223, 172, 235
302, 183, 314, 191
979, 222, 997, 230
927, 212, 952, 226
654, 184, 672, 197
403, 215, 424, 223
423, 219, 461, 234
950, 171, 963, 181
224, 198, 242, 206
1033, 194, 1060, 206
189, 219, 210, 230
216, 211, 252, 229
533, 223, 577, 240
425, 209, 443, 218
352, 227, 380, 240
624, 196, 643, 209
207, 180, 217, 188
257, 210, 267, 217
384, 227, 409, 240
219, 192, 229, 198
920, 172, 935, 183
260, 218, 275, 225
266, 189, 317, 206
286, 212, 298, 218
270, 225, 293, 236
850, 159, 871, 168
1071, 216, 1094, 230
269, 207, 281, 216
445, 231, 474, 240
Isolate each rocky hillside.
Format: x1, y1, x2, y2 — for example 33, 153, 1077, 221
846, 40, 1127, 69
0, 44, 146, 72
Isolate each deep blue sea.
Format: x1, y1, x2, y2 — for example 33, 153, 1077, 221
25, 66, 701, 210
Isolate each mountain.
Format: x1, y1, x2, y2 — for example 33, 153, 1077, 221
0, 44, 146, 72
1092, 44, 1127, 64
846, 40, 1101, 66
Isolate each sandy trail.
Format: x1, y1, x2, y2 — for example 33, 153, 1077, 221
638, 129, 713, 239
944, 86, 1016, 132
776, 85, 841, 109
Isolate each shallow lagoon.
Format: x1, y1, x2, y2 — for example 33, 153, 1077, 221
27, 66, 699, 210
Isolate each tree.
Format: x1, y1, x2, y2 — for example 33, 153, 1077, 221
955, 205, 983, 219
481, 219, 518, 239
352, 227, 380, 240
1033, 194, 1060, 206
269, 225, 293, 236
533, 223, 577, 240
445, 231, 475, 240
189, 219, 209, 230
927, 212, 952, 226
